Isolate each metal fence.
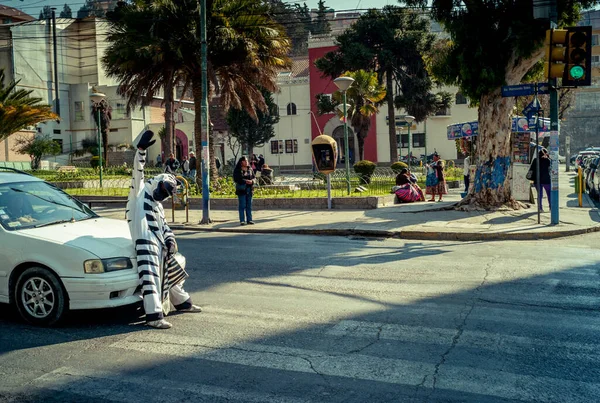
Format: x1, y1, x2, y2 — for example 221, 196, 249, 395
36, 166, 462, 199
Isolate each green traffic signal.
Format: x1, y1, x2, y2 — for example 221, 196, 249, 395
569, 65, 585, 80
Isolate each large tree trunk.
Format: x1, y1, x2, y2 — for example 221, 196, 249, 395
164, 77, 175, 159
357, 133, 365, 162
462, 90, 516, 208
386, 69, 397, 163
460, 49, 544, 209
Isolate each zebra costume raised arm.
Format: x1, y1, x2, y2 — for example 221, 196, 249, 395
126, 130, 201, 329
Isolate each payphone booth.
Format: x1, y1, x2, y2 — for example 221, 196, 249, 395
311, 135, 338, 174
311, 135, 338, 209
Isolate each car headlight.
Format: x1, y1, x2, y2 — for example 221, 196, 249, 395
84, 257, 133, 274
84, 259, 104, 274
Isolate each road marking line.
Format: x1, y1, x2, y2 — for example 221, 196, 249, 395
110, 332, 600, 402
31, 366, 312, 403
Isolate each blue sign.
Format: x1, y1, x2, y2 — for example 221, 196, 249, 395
447, 121, 478, 140
501, 84, 536, 97
537, 82, 549, 95
522, 99, 541, 119
511, 116, 550, 132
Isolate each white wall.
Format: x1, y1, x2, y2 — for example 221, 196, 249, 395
252, 79, 312, 169
375, 85, 478, 163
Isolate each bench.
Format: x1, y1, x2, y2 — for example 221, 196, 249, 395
57, 166, 78, 173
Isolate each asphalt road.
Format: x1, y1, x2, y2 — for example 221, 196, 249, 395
1, 232, 600, 402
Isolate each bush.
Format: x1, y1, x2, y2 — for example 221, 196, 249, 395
353, 160, 376, 185
390, 161, 408, 173
90, 156, 106, 169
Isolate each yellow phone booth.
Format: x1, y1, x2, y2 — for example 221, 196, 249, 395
311, 135, 338, 174
311, 135, 337, 209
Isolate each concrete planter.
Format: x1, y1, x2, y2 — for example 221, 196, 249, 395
77, 194, 398, 210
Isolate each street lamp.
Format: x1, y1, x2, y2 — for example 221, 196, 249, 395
333, 76, 354, 195
90, 90, 106, 188
403, 115, 415, 169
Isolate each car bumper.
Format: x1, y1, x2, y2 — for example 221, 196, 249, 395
62, 270, 141, 310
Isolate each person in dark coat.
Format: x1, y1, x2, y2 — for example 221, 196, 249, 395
164, 153, 179, 174
530, 149, 552, 211
233, 156, 255, 225
188, 152, 197, 180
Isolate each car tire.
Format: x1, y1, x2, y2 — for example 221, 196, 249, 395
14, 267, 67, 326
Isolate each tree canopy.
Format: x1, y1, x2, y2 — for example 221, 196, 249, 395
315, 6, 451, 162
403, 0, 598, 207
226, 89, 279, 156
60, 4, 73, 18
14, 135, 61, 170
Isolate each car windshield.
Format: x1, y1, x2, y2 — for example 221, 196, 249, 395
0, 181, 97, 231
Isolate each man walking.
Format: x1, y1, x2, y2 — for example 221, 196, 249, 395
182, 155, 190, 178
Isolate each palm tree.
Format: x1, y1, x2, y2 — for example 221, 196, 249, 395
150, 0, 291, 184
104, 0, 291, 187
90, 94, 113, 166
336, 70, 386, 161
103, 1, 184, 159
0, 69, 57, 141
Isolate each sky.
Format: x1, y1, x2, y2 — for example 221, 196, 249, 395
1, 0, 400, 18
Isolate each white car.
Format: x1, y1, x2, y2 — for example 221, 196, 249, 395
0, 170, 141, 325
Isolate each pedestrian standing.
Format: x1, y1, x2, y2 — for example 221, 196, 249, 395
463, 155, 471, 193
426, 152, 448, 202
233, 156, 255, 226
188, 152, 197, 180
156, 153, 162, 168
530, 149, 551, 211
165, 153, 179, 174
182, 156, 190, 178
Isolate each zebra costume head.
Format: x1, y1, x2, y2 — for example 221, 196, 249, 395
148, 173, 178, 202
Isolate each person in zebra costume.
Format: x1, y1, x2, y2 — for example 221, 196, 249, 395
126, 130, 201, 329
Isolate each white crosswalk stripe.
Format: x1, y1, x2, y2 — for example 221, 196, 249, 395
104, 331, 600, 402
32, 366, 313, 403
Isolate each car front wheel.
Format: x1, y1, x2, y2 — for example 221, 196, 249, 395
14, 267, 67, 326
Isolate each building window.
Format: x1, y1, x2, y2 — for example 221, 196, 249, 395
398, 134, 409, 148
285, 139, 298, 153
435, 107, 450, 116
111, 101, 128, 120
592, 55, 600, 66
270, 140, 284, 154
74, 101, 84, 121
286, 103, 297, 115
455, 93, 467, 105
592, 34, 599, 46
412, 133, 425, 147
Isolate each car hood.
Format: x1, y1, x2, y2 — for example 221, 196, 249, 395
19, 218, 135, 259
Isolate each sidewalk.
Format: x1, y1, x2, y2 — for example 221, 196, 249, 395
94, 170, 600, 241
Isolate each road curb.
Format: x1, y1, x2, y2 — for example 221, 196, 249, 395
169, 223, 600, 241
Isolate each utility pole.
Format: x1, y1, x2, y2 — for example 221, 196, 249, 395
51, 9, 60, 117
199, 0, 211, 224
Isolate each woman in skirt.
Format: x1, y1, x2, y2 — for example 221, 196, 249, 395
425, 152, 448, 202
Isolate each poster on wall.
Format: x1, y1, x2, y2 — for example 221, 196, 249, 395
511, 132, 530, 164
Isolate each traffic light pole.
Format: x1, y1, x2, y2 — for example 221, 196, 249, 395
549, 9, 559, 225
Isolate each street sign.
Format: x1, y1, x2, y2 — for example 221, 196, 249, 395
501, 84, 535, 97
522, 99, 541, 119
501, 82, 549, 97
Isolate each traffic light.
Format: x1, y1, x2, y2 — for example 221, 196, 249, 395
545, 28, 568, 80
563, 26, 592, 87
544, 26, 593, 87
